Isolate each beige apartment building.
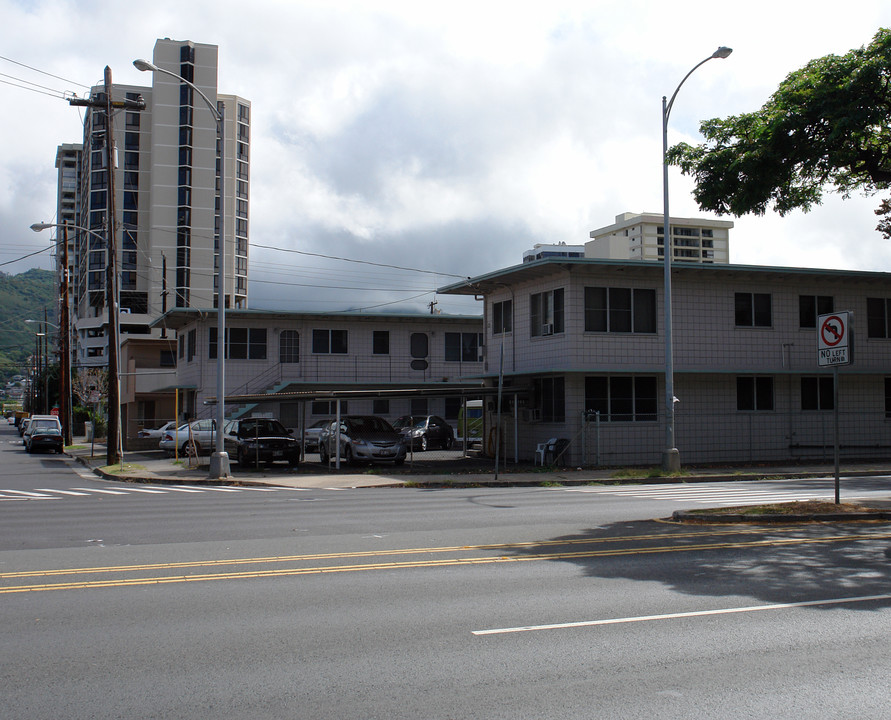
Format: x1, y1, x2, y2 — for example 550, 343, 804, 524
587, 212, 733, 264
439, 256, 891, 466
58, 38, 250, 370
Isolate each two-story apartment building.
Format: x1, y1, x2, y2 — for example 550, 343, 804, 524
439, 257, 891, 466
154, 309, 485, 430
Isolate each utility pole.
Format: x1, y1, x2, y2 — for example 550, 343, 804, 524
70, 68, 144, 466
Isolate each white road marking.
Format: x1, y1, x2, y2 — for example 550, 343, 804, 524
473, 593, 891, 635
0, 489, 55, 497
34, 489, 90, 496
69, 487, 129, 495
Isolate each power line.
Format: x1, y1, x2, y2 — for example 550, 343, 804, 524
0, 54, 90, 89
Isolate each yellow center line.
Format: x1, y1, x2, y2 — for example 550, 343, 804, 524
0, 527, 773, 580
3, 529, 889, 594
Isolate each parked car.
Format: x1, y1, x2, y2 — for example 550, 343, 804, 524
18, 417, 30, 437
24, 424, 64, 453
223, 418, 300, 468
302, 419, 330, 452
159, 419, 218, 457
318, 415, 407, 466
392, 415, 455, 451
137, 421, 178, 439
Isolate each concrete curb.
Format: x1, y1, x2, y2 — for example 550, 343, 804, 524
672, 509, 891, 523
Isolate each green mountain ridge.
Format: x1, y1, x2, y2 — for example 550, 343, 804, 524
0, 269, 58, 378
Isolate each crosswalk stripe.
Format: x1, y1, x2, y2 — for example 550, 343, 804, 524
69, 487, 129, 495
172, 484, 243, 492
34, 489, 90, 496
114, 487, 169, 494
0, 489, 55, 497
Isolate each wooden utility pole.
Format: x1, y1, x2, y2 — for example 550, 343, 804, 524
60, 223, 71, 445
103, 66, 121, 466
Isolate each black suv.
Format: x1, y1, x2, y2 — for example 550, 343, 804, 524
223, 418, 300, 468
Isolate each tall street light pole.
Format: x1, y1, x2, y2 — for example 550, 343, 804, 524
134, 58, 231, 478
662, 46, 732, 473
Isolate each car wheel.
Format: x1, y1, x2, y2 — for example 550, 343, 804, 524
444, 436, 453, 450
344, 445, 354, 465
238, 449, 252, 468
394, 457, 405, 466
319, 443, 329, 463
182, 441, 200, 457
420, 435, 428, 452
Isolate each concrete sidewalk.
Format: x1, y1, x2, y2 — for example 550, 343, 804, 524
66, 439, 891, 491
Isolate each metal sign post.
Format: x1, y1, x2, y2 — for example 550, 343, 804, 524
817, 312, 852, 504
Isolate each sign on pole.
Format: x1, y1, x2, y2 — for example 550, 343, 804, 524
817, 312, 852, 367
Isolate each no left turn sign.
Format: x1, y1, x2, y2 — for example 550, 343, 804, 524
820, 315, 845, 347
817, 311, 852, 366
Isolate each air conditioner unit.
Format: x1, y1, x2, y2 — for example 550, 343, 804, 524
541, 323, 554, 336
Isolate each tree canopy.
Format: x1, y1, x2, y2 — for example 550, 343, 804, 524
667, 28, 891, 236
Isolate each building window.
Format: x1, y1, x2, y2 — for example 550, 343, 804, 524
493, 299, 512, 334
532, 376, 565, 422
312, 329, 348, 354
410, 333, 428, 359
227, 328, 266, 360
160, 350, 176, 368
187, 329, 196, 362
735, 292, 772, 327
373, 330, 389, 355
372, 399, 389, 415
867, 298, 891, 338
737, 376, 774, 411
585, 287, 656, 333
530, 288, 564, 336
312, 400, 347, 416
799, 295, 833, 328
801, 376, 834, 410
209, 328, 266, 360
280, 330, 299, 363
585, 376, 657, 422
445, 332, 481, 362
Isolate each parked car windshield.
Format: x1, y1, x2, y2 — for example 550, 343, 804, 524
233, 419, 289, 436
345, 416, 395, 434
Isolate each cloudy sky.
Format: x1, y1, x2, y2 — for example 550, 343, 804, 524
2, 0, 890, 315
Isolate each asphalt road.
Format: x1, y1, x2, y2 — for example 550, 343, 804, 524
3, 424, 891, 719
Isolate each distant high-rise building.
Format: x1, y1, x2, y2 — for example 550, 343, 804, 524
58, 38, 251, 367
587, 212, 733, 264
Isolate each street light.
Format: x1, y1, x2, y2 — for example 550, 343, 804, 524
661, 46, 732, 472
134, 57, 230, 478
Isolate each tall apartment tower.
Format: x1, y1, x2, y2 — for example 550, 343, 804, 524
587, 212, 733, 264
63, 38, 251, 367
54, 142, 81, 299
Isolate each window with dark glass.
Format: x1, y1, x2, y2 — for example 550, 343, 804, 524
373, 330, 389, 355
735, 292, 772, 327
585, 287, 656, 333
410, 333, 428, 358
867, 297, 891, 338
493, 299, 512, 334
801, 376, 835, 410
585, 376, 657, 422
445, 332, 481, 362
737, 376, 774, 410
532, 376, 565, 422
312, 329, 348, 354
799, 295, 834, 328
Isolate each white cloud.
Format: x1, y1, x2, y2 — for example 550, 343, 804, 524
1, 0, 890, 312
